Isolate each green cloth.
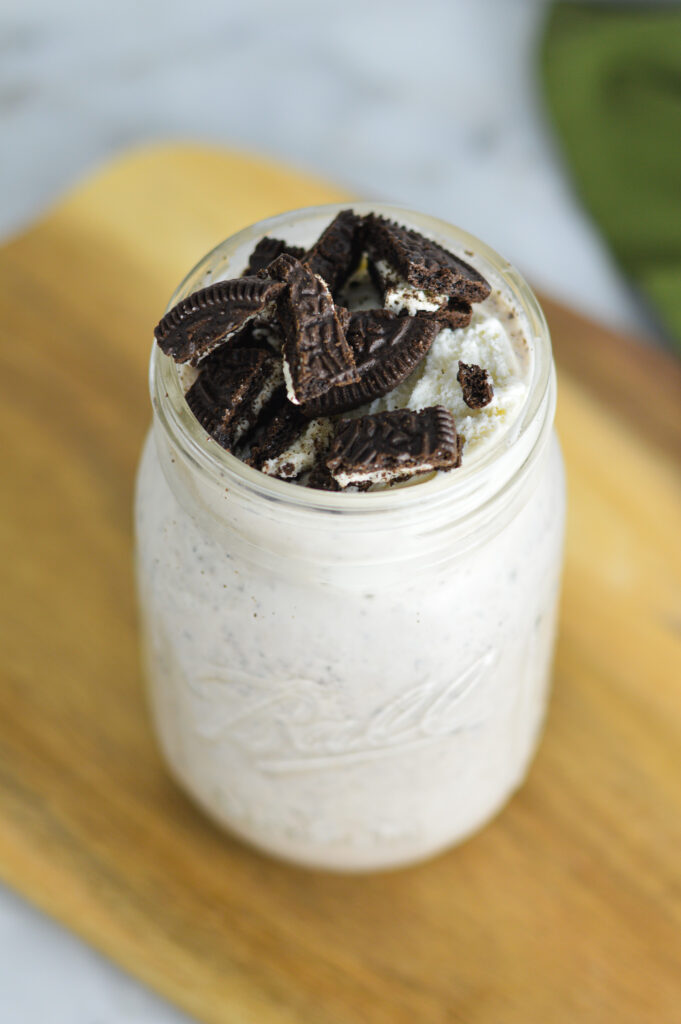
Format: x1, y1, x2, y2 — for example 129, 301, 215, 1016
542, 3, 681, 351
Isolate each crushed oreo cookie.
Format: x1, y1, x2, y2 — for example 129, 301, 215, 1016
365, 214, 491, 302
307, 459, 342, 492
300, 309, 438, 417
368, 256, 451, 315
155, 208, 507, 490
267, 253, 359, 405
247, 390, 308, 473
186, 346, 282, 450
304, 209, 364, 296
242, 236, 305, 277
249, 393, 333, 480
226, 319, 281, 353
326, 406, 462, 487
154, 277, 285, 365
418, 296, 473, 331
457, 361, 494, 409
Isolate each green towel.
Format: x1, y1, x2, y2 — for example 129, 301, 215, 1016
542, 3, 681, 352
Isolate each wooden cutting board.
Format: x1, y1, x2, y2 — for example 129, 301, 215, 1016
1, 145, 680, 1024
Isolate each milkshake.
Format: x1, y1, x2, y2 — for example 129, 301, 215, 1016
135, 204, 565, 871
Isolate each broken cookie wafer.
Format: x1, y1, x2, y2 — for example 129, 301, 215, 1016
457, 361, 494, 409
369, 257, 451, 315
256, 414, 334, 480
225, 319, 281, 353
326, 406, 462, 487
155, 277, 285, 365
248, 390, 308, 476
300, 309, 438, 417
242, 236, 305, 277
307, 459, 342, 492
267, 253, 359, 405
418, 296, 473, 331
185, 346, 282, 450
364, 214, 491, 302
304, 209, 364, 295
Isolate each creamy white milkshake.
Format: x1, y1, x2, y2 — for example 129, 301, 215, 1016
135, 204, 565, 870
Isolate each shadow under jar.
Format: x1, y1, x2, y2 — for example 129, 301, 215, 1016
135, 203, 566, 872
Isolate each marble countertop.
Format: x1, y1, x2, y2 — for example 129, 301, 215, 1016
0, 1, 659, 1022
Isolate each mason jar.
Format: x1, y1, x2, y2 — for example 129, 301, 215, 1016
135, 203, 566, 872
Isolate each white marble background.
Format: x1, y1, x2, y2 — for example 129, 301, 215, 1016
0, 1, 659, 1022
2, 0, 659, 337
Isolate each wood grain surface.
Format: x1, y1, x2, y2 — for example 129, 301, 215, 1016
0, 144, 680, 1024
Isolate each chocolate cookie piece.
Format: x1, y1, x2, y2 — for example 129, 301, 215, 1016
457, 361, 494, 409
369, 256, 451, 315
417, 296, 473, 331
267, 254, 359, 405
248, 390, 308, 474
307, 459, 342, 492
253, 412, 334, 480
227, 319, 281, 353
155, 277, 285, 366
300, 309, 439, 417
185, 346, 283, 450
326, 406, 462, 487
304, 210, 364, 295
242, 236, 305, 277
364, 214, 491, 302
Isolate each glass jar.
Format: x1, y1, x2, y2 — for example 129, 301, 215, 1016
135, 204, 566, 872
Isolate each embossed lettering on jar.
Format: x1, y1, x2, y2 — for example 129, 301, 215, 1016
135, 204, 566, 872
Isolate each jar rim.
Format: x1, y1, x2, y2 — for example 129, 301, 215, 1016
150, 202, 553, 517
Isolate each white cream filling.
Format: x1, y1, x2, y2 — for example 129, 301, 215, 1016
332, 463, 437, 489
251, 320, 281, 350
282, 357, 299, 404
261, 418, 334, 479
254, 361, 284, 415
374, 259, 449, 315
232, 361, 284, 444
199, 308, 261, 362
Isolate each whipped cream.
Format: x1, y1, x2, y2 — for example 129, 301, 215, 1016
367, 306, 528, 460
